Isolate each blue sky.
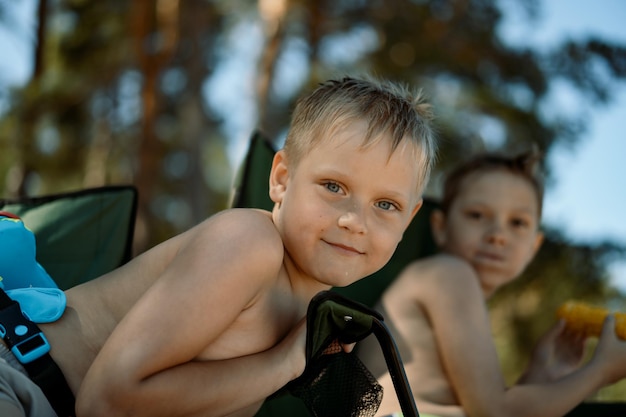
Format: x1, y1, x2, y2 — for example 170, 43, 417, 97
501, 0, 626, 292
1, 0, 625, 291
0, 1, 34, 88
506, 0, 626, 244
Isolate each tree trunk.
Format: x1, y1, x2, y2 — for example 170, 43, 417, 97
131, 0, 179, 254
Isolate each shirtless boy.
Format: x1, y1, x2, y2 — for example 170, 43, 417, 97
0, 76, 437, 417
359, 152, 626, 417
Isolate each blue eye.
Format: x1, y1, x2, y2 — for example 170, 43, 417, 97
376, 201, 397, 211
324, 182, 341, 193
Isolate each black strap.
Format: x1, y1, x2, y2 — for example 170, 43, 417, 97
0, 286, 14, 307
24, 353, 76, 417
0, 288, 76, 416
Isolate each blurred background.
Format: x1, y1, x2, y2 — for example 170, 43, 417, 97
1, 0, 625, 401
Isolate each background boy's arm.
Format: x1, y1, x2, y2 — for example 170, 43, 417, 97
76, 210, 307, 417
501, 316, 626, 416
413, 257, 626, 417
416, 257, 511, 417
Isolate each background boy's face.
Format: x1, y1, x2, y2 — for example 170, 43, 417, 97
270, 120, 423, 288
432, 170, 543, 296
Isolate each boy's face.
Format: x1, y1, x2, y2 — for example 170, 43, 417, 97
432, 170, 543, 297
270, 120, 424, 289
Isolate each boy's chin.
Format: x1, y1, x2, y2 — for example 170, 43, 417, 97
478, 271, 516, 291
320, 273, 366, 289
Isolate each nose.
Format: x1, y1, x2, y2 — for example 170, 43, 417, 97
485, 220, 506, 245
337, 204, 367, 234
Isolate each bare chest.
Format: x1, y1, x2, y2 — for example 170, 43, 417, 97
197, 289, 304, 360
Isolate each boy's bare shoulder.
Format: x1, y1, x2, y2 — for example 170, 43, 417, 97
202, 207, 273, 230
387, 254, 479, 303
192, 207, 284, 270
401, 254, 475, 285
196, 208, 279, 245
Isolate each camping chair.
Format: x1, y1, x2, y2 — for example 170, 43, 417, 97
279, 290, 420, 417
0, 185, 138, 290
233, 132, 432, 417
0, 185, 137, 416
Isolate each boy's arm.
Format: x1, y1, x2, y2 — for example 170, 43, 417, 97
78, 321, 307, 417
418, 257, 510, 417
76, 210, 307, 417
415, 257, 626, 417
502, 315, 626, 416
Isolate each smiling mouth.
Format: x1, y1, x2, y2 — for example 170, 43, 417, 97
475, 252, 505, 263
325, 241, 364, 255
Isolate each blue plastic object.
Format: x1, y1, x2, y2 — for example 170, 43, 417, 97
0, 213, 65, 323
0, 213, 58, 290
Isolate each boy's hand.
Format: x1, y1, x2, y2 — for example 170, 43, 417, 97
593, 315, 626, 385
321, 339, 356, 355
522, 319, 586, 383
546, 319, 587, 379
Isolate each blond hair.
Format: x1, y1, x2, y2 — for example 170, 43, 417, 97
283, 76, 437, 194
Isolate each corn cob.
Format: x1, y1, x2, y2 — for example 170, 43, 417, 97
556, 301, 626, 340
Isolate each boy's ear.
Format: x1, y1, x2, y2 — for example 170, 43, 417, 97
408, 198, 423, 224
430, 209, 447, 247
531, 230, 544, 257
269, 150, 289, 204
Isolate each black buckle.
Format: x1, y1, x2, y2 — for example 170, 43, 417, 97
0, 300, 51, 364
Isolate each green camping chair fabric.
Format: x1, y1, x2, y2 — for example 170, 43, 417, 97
0, 185, 137, 290
285, 291, 385, 417
231, 131, 276, 212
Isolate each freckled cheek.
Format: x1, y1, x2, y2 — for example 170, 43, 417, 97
372, 225, 403, 254
292, 201, 336, 233
310, 200, 343, 222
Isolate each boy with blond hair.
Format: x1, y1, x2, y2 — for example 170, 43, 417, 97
0, 76, 437, 417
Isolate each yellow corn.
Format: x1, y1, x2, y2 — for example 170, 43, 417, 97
556, 301, 626, 340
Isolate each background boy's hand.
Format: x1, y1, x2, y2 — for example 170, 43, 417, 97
521, 319, 586, 383
593, 315, 626, 385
